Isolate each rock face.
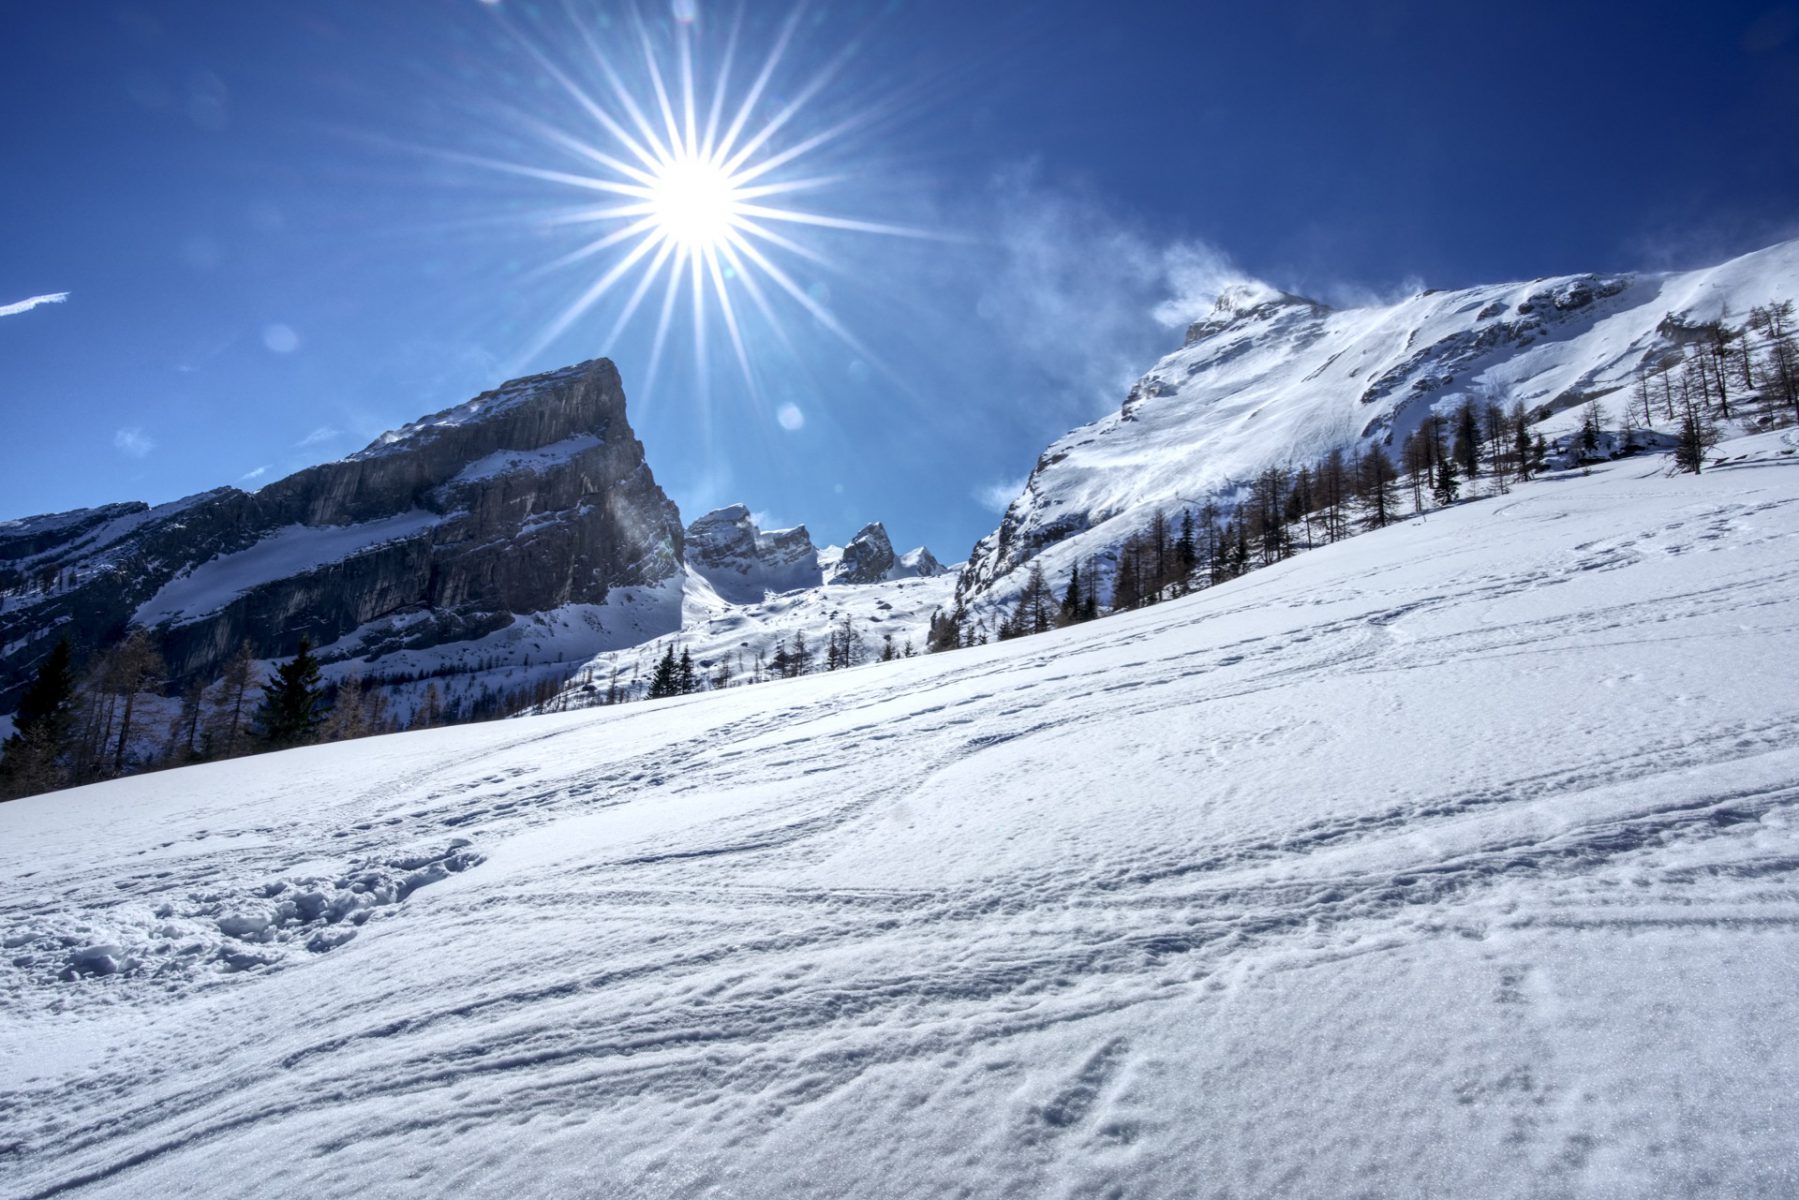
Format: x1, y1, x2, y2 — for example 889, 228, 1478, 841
0, 358, 683, 709
683, 505, 821, 602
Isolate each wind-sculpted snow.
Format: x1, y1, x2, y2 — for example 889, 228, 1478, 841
3, 438, 1799, 1197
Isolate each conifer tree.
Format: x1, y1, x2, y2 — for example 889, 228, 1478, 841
105, 629, 165, 776
0, 637, 77, 799
1175, 509, 1198, 586
1059, 564, 1085, 626
1432, 451, 1460, 507
255, 638, 328, 748
1511, 404, 1535, 481
1009, 563, 1055, 636
1111, 551, 1141, 612
647, 645, 680, 698
1453, 400, 1482, 480
678, 648, 697, 693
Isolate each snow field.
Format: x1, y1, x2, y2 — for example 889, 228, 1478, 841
1, 436, 1798, 1198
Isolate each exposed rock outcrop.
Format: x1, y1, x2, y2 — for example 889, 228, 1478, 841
829, 523, 897, 584
684, 505, 821, 602
0, 358, 683, 708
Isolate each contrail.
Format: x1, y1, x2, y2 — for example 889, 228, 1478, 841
0, 291, 70, 318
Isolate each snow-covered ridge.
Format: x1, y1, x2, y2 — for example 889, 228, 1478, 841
348, 359, 604, 461
960, 238, 1799, 610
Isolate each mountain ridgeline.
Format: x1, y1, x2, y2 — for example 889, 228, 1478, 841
951, 239, 1799, 627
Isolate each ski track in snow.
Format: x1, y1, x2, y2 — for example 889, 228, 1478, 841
3, 441, 1799, 1198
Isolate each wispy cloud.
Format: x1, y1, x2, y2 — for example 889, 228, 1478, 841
0, 292, 70, 318
974, 476, 1029, 514
296, 426, 340, 448
971, 165, 1252, 423
113, 427, 155, 458
238, 465, 270, 482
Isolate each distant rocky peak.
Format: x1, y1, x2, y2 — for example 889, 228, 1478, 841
685, 504, 820, 601
898, 546, 944, 578
830, 522, 896, 584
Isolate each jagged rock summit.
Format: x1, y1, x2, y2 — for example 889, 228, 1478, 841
826, 522, 944, 585
0, 358, 683, 709
684, 504, 821, 602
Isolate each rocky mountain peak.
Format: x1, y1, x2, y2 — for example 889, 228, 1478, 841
684, 505, 821, 602
830, 522, 897, 584
1, 357, 683, 710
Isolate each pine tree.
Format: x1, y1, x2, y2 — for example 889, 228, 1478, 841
1175, 509, 1198, 587
166, 678, 208, 764
1578, 399, 1607, 458
1059, 564, 1085, 626
1008, 563, 1055, 636
647, 644, 680, 698
1111, 551, 1141, 612
1511, 403, 1535, 481
926, 606, 964, 654
1432, 451, 1460, 507
0, 638, 77, 799
678, 648, 697, 693
1452, 400, 1482, 480
1673, 401, 1720, 474
255, 638, 328, 747
787, 631, 812, 676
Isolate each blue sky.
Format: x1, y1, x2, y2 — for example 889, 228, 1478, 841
4, 1, 1797, 560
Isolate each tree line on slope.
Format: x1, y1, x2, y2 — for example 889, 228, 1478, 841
925, 303, 1799, 652
0, 631, 571, 800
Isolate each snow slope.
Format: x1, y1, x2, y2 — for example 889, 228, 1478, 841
3, 434, 1799, 1198
961, 238, 1799, 612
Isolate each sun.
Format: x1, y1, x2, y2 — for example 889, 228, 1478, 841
453, 2, 940, 393
645, 153, 745, 251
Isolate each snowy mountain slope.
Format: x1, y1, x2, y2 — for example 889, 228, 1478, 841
4, 433, 1798, 1197
960, 238, 1799, 613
